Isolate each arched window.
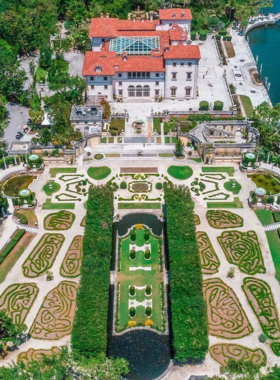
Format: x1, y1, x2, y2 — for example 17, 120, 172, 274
136, 85, 142, 97
128, 86, 135, 97
185, 86, 192, 97
170, 87, 177, 97
143, 85, 150, 97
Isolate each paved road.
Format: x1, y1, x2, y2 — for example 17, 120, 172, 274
3, 104, 31, 146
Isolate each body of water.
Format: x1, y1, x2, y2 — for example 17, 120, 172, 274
248, 1, 280, 105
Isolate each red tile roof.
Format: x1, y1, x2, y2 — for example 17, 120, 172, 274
89, 18, 159, 38
159, 8, 192, 20
83, 51, 165, 75
164, 45, 200, 59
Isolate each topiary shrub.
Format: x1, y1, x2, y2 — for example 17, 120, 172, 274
267, 195, 274, 204
129, 286, 136, 296
259, 333, 267, 343
130, 250, 136, 260
146, 307, 152, 317
144, 249, 151, 260
120, 181, 127, 189
191, 31, 196, 41
155, 182, 163, 190
214, 101, 224, 111
199, 30, 207, 41
146, 285, 152, 296
130, 307, 136, 317
199, 101, 209, 111
15, 212, 28, 225
130, 231, 136, 242
144, 230, 150, 242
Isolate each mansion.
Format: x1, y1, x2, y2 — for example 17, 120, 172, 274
82, 8, 201, 102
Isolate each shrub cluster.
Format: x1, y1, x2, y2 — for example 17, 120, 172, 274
199, 101, 209, 111
15, 212, 28, 224
0, 229, 25, 264
213, 101, 224, 111
165, 186, 208, 362
71, 185, 113, 358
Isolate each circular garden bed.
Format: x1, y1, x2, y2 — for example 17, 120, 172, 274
167, 166, 193, 180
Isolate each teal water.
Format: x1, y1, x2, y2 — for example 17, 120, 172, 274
248, 1, 280, 105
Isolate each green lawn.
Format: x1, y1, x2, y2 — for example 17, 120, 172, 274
87, 166, 111, 180
153, 118, 161, 134
189, 158, 202, 163
42, 198, 75, 210
224, 180, 242, 194
239, 95, 254, 118
255, 210, 274, 226
3, 175, 36, 197
49, 168, 77, 178
118, 203, 161, 209
167, 166, 193, 180
109, 118, 125, 134
43, 181, 61, 195
207, 197, 243, 208
248, 173, 280, 195
202, 166, 235, 176
158, 153, 173, 157
117, 227, 164, 331
255, 211, 280, 284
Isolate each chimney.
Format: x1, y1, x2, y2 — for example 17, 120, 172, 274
149, 11, 153, 22
106, 13, 109, 18
100, 13, 103, 18
141, 15, 145, 23
181, 11, 185, 17
164, 46, 169, 52
172, 12, 176, 18
133, 14, 136, 22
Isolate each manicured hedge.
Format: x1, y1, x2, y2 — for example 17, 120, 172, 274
199, 101, 209, 111
165, 186, 208, 362
71, 185, 113, 358
214, 101, 224, 111
0, 229, 25, 264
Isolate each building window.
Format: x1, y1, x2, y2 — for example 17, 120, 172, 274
172, 72, 177, 80
188, 62, 192, 67
155, 89, 160, 96
102, 39, 105, 42
173, 62, 177, 67
186, 72, 192, 80
91, 85, 95, 89
180, 63, 184, 66
156, 73, 160, 77
128, 85, 135, 97
104, 76, 108, 81
136, 85, 142, 97
104, 85, 108, 89
90, 76, 94, 81
156, 81, 159, 86
95, 66, 102, 73
171, 87, 177, 97
143, 85, 150, 97
119, 90, 123, 96
119, 82, 122, 86
185, 87, 192, 96
118, 73, 122, 77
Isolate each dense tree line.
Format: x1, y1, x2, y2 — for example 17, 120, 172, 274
71, 185, 114, 358
164, 185, 208, 362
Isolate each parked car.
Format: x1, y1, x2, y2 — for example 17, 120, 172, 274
16, 132, 23, 139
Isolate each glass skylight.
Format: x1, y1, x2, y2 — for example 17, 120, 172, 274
109, 36, 160, 55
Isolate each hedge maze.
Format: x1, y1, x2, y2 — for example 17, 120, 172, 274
0, 283, 39, 326
196, 231, 220, 274
18, 347, 60, 365
194, 214, 201, 225
203, 278, 253, 339
22, 234, 65, 278
206, 210, 243, 229
44, 211, 75, 230
243, 277, 280, 340
30, 281, 78, 340
60, 236, 83, 278
218, 230, 266, 275
210, 344, 266, 367
271, 342, 280, 356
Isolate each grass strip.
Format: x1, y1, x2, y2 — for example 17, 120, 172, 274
207, 197, 243, 208
118, 202, 161, 209
202, 166, 235, 176
42, 199, 75, 210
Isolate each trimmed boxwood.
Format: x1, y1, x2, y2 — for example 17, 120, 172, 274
146, 307, 152, 317
129, 286, 136, 296
155, 182, 163, 190
120, 181, 127, 189
165, 186, 208, 362
71, 185, 113, 358
144, 230, 150, 241
144, 249, 151, 260
130, 307, 136, 317
130, 231, 136, 242
213, 101, 224, 111
146, 285, 152, 296
199, 101, 209, 111
130, 250, 136, 260
199, 30, 207, 41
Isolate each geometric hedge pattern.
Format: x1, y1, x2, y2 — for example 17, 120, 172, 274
203, 278, 253, 339
17, 347, 61, 365
60, 235, 83, 278
243, 277, 280, 340
210, 343, 266, 366
218, 230, 266, 275
196, 231, 220, 274
44, 211, 75, 230
22, 234, 65, 278
30, 281, 78, 340
206, 210, 243, 229
0, 283, 39, 326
